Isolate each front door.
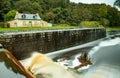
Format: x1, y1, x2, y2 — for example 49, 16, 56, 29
14, 23, 17, 27
29, 21, 32, 27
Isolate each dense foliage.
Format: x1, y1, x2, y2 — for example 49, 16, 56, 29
80, 21, 103, 28
0, 0, 120, 27
4, 10, 16, 21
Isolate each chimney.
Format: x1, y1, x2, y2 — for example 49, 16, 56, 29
36, 13, 39, 16
15, 11, 19, 19
16, 11, 19, 14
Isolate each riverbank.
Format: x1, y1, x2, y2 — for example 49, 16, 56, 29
106, 27, 120, 31
0, 26, 77, 32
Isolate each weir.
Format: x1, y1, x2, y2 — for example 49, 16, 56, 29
0, 28, 106, 59
0, 31, 120, 78
19, 33, 120, 78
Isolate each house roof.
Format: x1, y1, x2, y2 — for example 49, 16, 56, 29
16, 13, 41, 20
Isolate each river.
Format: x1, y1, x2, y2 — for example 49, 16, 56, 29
79, 36, 120, 78
17, 33, 120, 78
45, 33, 120, 78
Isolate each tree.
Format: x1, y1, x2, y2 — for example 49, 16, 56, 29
100, 18, 110, 27
116, 12, 120, 26
31, 2, 42, 14
107, 6, 118, 27
114, 0, 120, 8
44, 12, 55, 23
0, 0, 120, 27
80, 21, 103, 28
0, 0, 12, 21
4, 10, 16, 21
52, 7, 62, 23
15, 0, 33, 13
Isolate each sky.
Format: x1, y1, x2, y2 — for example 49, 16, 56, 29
70, 0, 116, 7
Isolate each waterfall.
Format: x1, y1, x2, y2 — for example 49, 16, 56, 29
20, 36, 120, 78
20, 52, 79, 78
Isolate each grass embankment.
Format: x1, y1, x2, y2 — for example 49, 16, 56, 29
106, 27, 120, 31
1, 24, 119, 32
0, 25, 77, 32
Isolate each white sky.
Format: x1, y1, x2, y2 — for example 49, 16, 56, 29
70, 0, 116, 6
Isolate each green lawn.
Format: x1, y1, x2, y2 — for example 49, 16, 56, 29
0, 25, 77, 32
106, 27, 120, 31
1, 25, 119, 32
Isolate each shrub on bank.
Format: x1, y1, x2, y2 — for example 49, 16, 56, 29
80, 21, 103, 28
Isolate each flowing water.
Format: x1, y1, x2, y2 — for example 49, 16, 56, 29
79, 37, 120, 78
20, 34, 120, 78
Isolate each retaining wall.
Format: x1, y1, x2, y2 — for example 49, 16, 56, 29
0, 28, 106, 59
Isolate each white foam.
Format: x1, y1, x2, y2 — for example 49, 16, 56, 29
88, 37, 120, 59
99, 37, 120, 47
20, 52, 79, 78
72, 54, 81, 68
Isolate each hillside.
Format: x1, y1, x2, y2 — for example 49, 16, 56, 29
0, 0, 120, 28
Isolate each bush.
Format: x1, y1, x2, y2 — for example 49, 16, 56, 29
80, 21, 103, 28
4, 10, 16, 22
0, 22, 4, 28
100, 18, 110, 27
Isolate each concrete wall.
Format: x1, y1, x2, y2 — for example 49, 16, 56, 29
0, 28, 106, 59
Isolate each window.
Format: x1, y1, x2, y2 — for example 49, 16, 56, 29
29, 21, 32, 27
14, 22, 17, 27
34, 21, 37, 25
23, 21, 26, 25
41, 23, 44, 26
21, 14, 26, 19
33, 15, 37, 19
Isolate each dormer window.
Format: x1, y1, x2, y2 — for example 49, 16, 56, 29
17, 13, 41, 20
22, 14, 26, 19
33, 15, 37, 19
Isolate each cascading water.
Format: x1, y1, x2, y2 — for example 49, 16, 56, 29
20, 34, 120, 78
20, 52, 79, 78
83, 37, 120, 78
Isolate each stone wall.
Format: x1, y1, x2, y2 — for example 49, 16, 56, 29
0, 28, 106, 59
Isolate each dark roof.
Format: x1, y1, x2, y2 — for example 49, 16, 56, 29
16, 13, 41, 20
